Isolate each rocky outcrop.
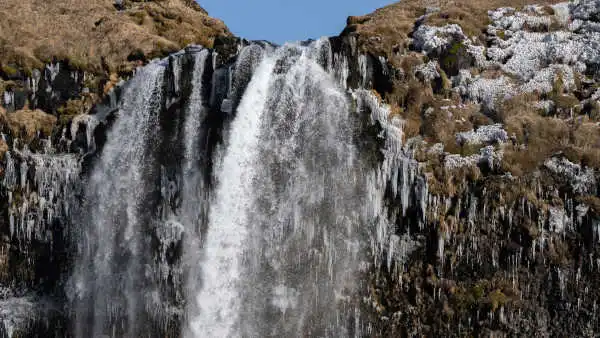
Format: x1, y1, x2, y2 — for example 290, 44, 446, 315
0, 0, 230, 74
341, 0, 600, 336
0, 108, 57, 142
0, 0, 231, 152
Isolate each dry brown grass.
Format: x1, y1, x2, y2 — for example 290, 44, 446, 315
386, 77, 433, 140
389, 76, 481, 153
577, 195, 600, 217
0, 138, 8, 160
498, 93, 600, 174
496, 92, 541, 122
425, 158, 482, 197
421, 100, 480, 153
346, 0, 564, 58
0, 0, 230, 74
503, 114, 570, 175
0, 107, 57, 141
568, 120, 600, 168
503, 116, 591, 175
426, 7, 488, 39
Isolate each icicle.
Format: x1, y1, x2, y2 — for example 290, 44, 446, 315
358, 54, 368, 88
71, 114, 100, 153
3, 152, 17, 189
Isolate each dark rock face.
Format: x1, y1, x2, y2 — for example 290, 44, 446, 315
36, 62, 85, 114
1, 60, 87, 116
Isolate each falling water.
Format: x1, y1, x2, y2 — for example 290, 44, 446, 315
72, 61, 166, 337
69, 40, 395, 338
188, 47, 273, 337
189, 40, 369, 337
9, 4, 599, 336
175, 49, 212, 325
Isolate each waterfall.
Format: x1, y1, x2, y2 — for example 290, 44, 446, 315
187, 47, 274, 337
189, 40, 369, 337
175, 49, 212, 325
69, 40, 388, 338
8, 2, 600, 336
72, 61, 166, 337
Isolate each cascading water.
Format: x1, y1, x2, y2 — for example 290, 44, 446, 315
68, 39, 400, 338
172, 49, 212, 326
187, 47, 274, 337
72, 61, 167, 337
70, 47, 223, 337
188, 40, 370, 337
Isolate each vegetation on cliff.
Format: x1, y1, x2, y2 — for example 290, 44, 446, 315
0, 0, 231, 149
0, 0, 230, 74
344, 0, 600, 335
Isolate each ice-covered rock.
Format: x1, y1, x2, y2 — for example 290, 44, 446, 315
488, 7, 516, 22
445, 153, 478, 169
458, 75, 515, 111
3, 149, 81, 243
444, 145, 503, 170
572, 18, 600, 32
571, 0, 600, 22
501, 32, 554, 80
70, 114, 100, 152
0, 295, 36, 338
520, 64, 576, 94
493, 10, 552, 31
479, 145, 504, 169
415, 61, 440, 81
549, 206, 569, 233
553, 3, 572, 25
456, 124, 508, 145
486, 3, 600, 84
468, 44, 489, 67
412, 24, 467, 55
2, 91, 14, 111
453, 69, 473, 88
535, 100, 556, 114
545, 156, 597, 194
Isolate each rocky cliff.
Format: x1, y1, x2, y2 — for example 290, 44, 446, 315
0, 0, 599, 337
0, 0, 230, 128
344, 0, 600, 336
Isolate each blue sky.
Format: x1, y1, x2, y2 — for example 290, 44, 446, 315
198, 0, 395, 44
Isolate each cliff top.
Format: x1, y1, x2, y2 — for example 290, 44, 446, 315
0, 0, 230, 75
345, 0, 564, 59
345, 0, 600, 187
